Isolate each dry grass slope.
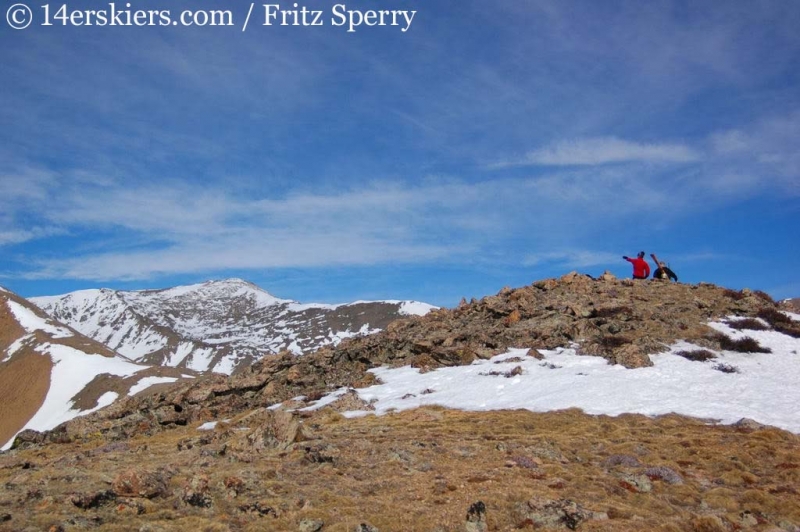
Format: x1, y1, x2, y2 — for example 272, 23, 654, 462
0, 350, 51, 448
1, 408, 799, 531
0, 295, 52, 447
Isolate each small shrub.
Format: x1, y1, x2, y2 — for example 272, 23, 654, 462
758, 307, 800, 338
676, 349, 717, 362
773, 322, 800, 339
757, 307, 791, 326
753, 290, 775, 304
723, 289, 746, 301
713, 363, 740, 374
727, 318, 769, 331
756, 308, 800, 338
712, 333, 771, 353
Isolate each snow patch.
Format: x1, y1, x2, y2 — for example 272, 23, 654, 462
305, 321, 800, 434
167, 342, 196, 367
5, 300, 72, 339
328, 324, 382, 346
1, 344, 147, 450
83, 392, 119, 415
399, 301, 437, 316
2, 334, 34, 362
197, 418, 230, 431
212, 356, 238, 375
185, 347, 216, 372
128, 376, 179, 396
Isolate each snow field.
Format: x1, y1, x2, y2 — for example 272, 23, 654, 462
305, 320, 800, 434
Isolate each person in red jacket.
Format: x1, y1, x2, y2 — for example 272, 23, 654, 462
623, 251, 651, 280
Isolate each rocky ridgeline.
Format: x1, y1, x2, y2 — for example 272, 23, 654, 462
13, 272, 793, 449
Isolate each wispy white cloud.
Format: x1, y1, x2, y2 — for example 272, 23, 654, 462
523, 250, 621, 269
26, 233, 459, 281
0, 227, 66, 246
3, 110, 798, 282
7, 165, 693, 280
496, 137, 702, 168
707, 111, 800, 195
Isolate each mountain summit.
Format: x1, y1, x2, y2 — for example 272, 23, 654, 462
32, 279, 435, 375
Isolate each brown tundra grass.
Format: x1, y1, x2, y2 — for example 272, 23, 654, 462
1, 407, 799, 531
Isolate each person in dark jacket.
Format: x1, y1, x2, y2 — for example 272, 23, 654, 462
653, 264, 678, 281
623, 251, 650, 280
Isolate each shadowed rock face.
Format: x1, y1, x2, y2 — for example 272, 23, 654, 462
32, 279, 434, 375
24, 273, 795, 449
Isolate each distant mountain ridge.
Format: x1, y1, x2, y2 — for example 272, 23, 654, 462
32, 278, 436, 375
0, 286, 191, 450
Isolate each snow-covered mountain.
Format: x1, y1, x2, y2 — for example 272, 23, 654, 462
32, 279, 436, 375
0, 286, 193, 450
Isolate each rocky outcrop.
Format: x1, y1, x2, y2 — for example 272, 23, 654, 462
321, 273, 780, 371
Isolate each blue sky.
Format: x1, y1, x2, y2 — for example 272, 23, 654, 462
1, 0, 798, 307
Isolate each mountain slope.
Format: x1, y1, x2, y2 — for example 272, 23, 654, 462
32, 279, 435, 375
0, 287, 195, 450
2, 274, 799, 531
22, 271, 800, 447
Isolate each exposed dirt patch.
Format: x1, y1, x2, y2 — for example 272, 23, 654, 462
0, 350, 51, 448
0, 294, 53, 447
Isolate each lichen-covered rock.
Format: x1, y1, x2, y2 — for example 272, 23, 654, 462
617, 473, 653, 493
182, 474, 212, 508
612, 344, 653, 368
112, 469, 169, 499
513, 497, 607, 529
299, 519, 324, 532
